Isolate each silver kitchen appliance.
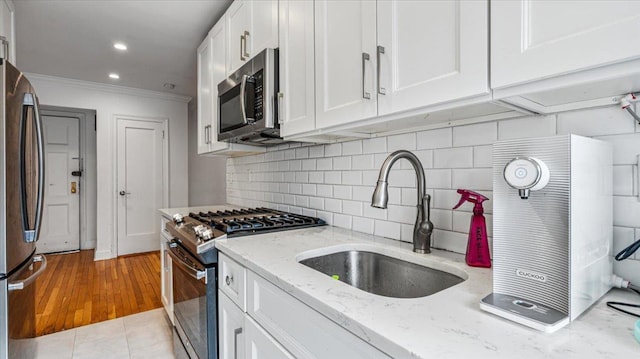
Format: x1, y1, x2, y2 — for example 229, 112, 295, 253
0, 38, 48, 358
217, 48, 281, 145
481, 134, 613, 333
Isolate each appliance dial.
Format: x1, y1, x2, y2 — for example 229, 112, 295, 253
503, 157, 550, 199
172, 213, 184, 224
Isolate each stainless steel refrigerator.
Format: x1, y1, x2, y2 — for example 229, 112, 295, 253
0, 39, 47, 359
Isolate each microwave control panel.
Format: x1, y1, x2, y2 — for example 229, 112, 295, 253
253, 70, 264, 122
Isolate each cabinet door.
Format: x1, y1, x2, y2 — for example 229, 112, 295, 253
219, 292, 245, 359
209, 20, 232, 153
227, 0, 251, 74
160, 238, 173, 323
250, 0, 278, 56
278, 0, 315, 138
245, 316, 294, 359
492, 1, 640, 89
377, 0, 489, 116
314, 0, 377, 130
196, 35, 214, 154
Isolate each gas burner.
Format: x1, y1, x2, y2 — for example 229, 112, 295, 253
186, 207, 326, 237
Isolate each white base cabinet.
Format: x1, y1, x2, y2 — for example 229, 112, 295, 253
160, 216, 173, 324
218, 252, 390, 359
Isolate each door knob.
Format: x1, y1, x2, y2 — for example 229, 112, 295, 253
71, 182, 77, 194
119, 191, 131, 196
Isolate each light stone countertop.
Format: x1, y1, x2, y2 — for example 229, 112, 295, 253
158, 206, 639, 358
214, 226, 639, 359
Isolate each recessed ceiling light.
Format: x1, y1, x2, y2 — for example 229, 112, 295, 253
109, 73, 120, 79
113, 42, 127, 51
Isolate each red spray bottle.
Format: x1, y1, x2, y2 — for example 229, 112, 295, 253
453, 189, 491, 268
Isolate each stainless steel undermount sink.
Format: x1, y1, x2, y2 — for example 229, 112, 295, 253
299, 250, 465, 298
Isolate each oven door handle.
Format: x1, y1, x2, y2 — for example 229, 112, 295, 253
167, 246, 207, 282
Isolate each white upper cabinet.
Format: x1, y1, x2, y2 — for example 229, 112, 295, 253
278, 0, 316, 138
492, 1, 640, 89
196, 34, 213, 155
312, 0, 489, 133
227, 0, 278, 75
376, 0, 489, 116
0, 0, 16, 64
314, 0, 378, 130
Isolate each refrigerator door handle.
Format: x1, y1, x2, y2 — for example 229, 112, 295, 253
20, 93, 45, 244
8, 255, 47, 291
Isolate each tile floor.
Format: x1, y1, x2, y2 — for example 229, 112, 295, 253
34, 308, 174, 359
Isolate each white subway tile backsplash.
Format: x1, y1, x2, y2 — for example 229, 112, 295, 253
307, 171, 322, 184
595, 133, 640, 165
227, 105, 640, 277
352, 154, 375, 170
363, 137, 387, 154
333, 156, 352, 170
317, 184, 333, 197
387, 205, 417, 225
324, 171, 341, 184
453, 122, 497, 147
498, 115, 556, 140
353, 216, 374, 234
613, 196, 640, 227
309, 145, 325, 158
557, 106, 635, 137
434, 147, 473, 168
342, 140, 363, 155
613, 166, 633, 196
333, 185, 352, 200
317, 158, 332, 170
342, 200, 363, 216
431, 209, 452, 231
333, 214, 352, 229
302, 159, 316, 171
473, 145, 492, 168
375, 220, 401, 240
325, 143, 342, 157
424, 169, 451, 189
417, 128, 452, 149
388, 133, 417, 152
452, 168, 492, 191
295, 147, 309, 159
325, 198, 342, 213
342, 171, 363, 185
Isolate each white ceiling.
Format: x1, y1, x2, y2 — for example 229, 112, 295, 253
14, 0, 233, 98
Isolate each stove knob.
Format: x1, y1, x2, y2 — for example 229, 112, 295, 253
201, 229, 214, 240
193, 225, 205, 236
172, 213, 184, 224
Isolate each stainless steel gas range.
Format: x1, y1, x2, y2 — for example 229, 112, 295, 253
165, 207, 325, 359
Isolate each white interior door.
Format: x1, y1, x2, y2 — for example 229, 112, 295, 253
40, 115, 80, 253
116, 119, 164, 256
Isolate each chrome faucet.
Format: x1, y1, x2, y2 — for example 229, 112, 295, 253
371, 150, 433, 253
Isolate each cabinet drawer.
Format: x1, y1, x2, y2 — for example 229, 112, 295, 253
219, 253, 247, 311
247, 271, 390, 359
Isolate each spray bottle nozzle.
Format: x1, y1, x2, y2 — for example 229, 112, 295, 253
452, 189, 489, 211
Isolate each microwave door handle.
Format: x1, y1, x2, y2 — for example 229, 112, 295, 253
240, 74, 249, 125
20, 93, 45, 244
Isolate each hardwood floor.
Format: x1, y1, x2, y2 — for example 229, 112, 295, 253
35, 249, 163, 336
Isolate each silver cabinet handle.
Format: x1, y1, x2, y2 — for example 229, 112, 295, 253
243, 30, 250, 59
233, 327, 243, 359
277, 92, 284, 125
377, 46, 386, 95
240, 34, 246, 61
20, 93, 45, 244
9, 255, 47, 291
119, 191, 131, 196
362, 52, 371, 100
0, 36, 8, 62
204, 125, 211, 144
225, 274, 233, 286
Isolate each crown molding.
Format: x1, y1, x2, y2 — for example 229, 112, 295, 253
25, 72, 192, 103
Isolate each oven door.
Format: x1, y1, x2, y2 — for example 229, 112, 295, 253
169, 242, 217, 359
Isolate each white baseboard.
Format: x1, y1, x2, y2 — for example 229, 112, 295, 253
94, 249, 114, 261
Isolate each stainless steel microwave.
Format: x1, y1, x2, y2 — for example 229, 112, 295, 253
217, 48, 282, 145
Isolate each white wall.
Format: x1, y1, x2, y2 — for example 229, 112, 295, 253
29, 74, 190, 260
187, 100, 227, 206
227, 103, 640, 284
